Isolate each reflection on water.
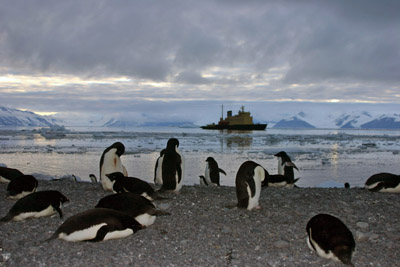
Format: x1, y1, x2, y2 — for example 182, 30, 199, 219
218, 133, 253, 151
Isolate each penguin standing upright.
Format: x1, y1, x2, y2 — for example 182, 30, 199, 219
203, 157, 226, 186
0, 166, 24, 183
365, 173, 400, 193
154, 149, 165, 186
44, 208, 144, 242
275, 151, 293, 175
306, 213, 356, 266
106, 172, 162, 201
6, 174, 38, 199
99, 142, 128, 192
1, 190, 69, 223
235, 161, 268, 210
160, 138, 184, 192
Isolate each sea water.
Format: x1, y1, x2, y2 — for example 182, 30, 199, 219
0, 126, 399, 188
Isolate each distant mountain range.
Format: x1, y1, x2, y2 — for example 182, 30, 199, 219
0, 106, 62, 127
272, 111, 400, 129
1, 106, 400, 129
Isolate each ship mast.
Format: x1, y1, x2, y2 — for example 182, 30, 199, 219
221, 104, 224, 120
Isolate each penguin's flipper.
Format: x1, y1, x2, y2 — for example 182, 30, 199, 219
369, 182, 385, 192
247, 179, 256, 198
88, 225, 110, 242
53, 205, 64, 219
219, 168, 227, 175
42, 233, 59, 243
0, 214, 12, 223
285, 162, 298, 170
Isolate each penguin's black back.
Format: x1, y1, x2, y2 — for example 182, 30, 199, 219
307, 213, 355, 265
96, 192, 156, 217
0, 166, 24, 182
7, 190, 68, 215
6, 175, 38, 196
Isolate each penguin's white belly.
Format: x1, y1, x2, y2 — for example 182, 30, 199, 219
59, 223, 107, 242
104, 228, 134, 241
307, 231, 340, 262
13, 205, 55, 221
8, 190, 34, 200
101, 153, 125, 191
0, 176, 10, 183
268, 181, 287, 188
247, 166, 265, 210
155, 156, 164, 186
366, 182, 400, 193
135, 213, 156, 226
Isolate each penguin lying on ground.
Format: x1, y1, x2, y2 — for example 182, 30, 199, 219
200, 157, 226, 186
6, 174, 39, 199
0, 166, 24, 183
306, 213, 355, 266
235, 161, 268, 210
95, 192, 170, 226
44, 208, 144, 242
159, 138, 184, 193
364, 172, 400, 193
106, 172, 164, 201
99, 142, 128, 192
0, 190, 69, 223
154, 149, 165, 186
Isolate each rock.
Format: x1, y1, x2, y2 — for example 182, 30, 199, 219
356, 221, 369, 229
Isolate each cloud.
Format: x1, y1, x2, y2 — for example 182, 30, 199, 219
0, 0, 399, 122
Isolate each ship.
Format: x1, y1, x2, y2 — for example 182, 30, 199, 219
201, 105, 267, 131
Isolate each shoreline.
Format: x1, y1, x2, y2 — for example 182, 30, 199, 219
0, 180, 399, 266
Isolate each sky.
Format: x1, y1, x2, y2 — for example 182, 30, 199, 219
0, 0, 399, 125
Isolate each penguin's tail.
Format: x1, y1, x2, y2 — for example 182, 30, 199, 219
0, 215, 12, 224
154, 209, 171, 216
41, 233, 58, 243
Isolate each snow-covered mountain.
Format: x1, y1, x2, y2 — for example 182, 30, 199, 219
0, 106, 62, 127
272, 111, 400, 129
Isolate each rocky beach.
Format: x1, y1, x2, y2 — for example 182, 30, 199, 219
0, 180, 399, 266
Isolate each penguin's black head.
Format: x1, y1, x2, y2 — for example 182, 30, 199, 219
274, 151, 287, 157
130, 219, 145, 233
59, 193, 70, 204
334, 245, 354, 266
205, 157, 214, 162
166, 138, 179, 149
111, 142, 125, 156
106, 172, 125, 181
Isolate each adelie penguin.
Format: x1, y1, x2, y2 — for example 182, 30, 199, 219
6, 174, 39, 199
306, 213, 356, 266
44, 208, 144, 242
106, 172, 164, 201
159, 138, 184, 193
364, 172, 400, 193
235, 161, 268, 210
95, 192, 170, 226
154, 149, 165, 186
0, 166, 24, 183
262, 152, 299, 188
200, 157, 226, 186
99, 142, 128, 192
0, 190, 69, 223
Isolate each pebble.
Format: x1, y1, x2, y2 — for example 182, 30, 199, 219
356, 221, 369, 229
274, 240, 289, 248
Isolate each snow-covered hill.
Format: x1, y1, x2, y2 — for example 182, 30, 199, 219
0, 106, 62, 127
272, 111, 400, 129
